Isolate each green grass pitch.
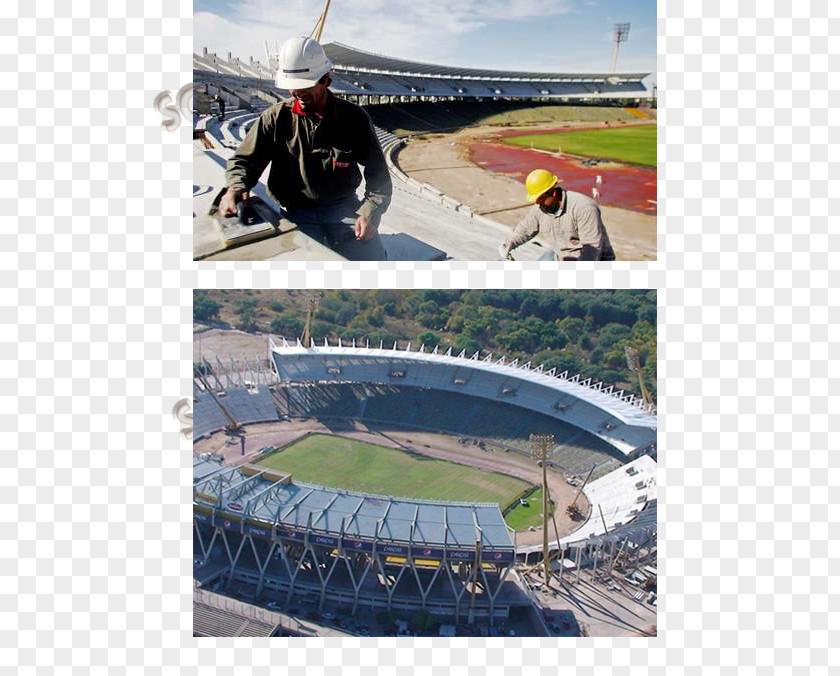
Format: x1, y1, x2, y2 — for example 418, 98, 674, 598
502, 124, 657, 167
503, 488, 556, 531
256, 433, 530, 509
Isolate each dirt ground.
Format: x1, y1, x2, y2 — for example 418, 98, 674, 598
395, 125, 656, 261
534, 569, 657, 637
193, 327, 272, 364
193, 417, 591, 546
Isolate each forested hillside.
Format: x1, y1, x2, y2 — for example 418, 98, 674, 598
194, 289, 656, 401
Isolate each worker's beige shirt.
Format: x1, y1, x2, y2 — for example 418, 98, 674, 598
507, 190, 615, 261
226, 93, 392, 223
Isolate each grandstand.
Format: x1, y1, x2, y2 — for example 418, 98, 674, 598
194, 43, 651, 106
269, 337, 656, 456
193, 456, 517, 620
192, 42, 651, 261
193, 385, 280, 439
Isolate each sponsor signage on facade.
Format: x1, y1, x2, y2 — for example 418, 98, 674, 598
411, 547, 444, 559
447, 549, 475, 560
311, 534, 338, 548
342, 539, 373, 553
226, 502, 243, 512
244, 522, 270, 538
193, 511, 211, 523
214, 515, 241, 531
377, 544, 407, 556
482, 550, 515, 563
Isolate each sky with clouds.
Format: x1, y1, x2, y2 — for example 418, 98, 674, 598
194, 0, 656, 77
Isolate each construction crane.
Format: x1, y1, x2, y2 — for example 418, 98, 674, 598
311, 0, 332, 41
625, 346, 654, 409
194, 364, 241, 431
566, 464, 595, 518
300, 292, 321, 347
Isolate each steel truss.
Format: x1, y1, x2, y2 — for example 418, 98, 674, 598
193, 522, 513, 622
520, 522, 657, 584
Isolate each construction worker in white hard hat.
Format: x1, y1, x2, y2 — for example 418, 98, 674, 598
221, 36, 391, 260
498, 169, 615, 261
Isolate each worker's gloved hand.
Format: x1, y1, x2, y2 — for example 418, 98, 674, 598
498, 243, 512, 261
220, 188, 249, 217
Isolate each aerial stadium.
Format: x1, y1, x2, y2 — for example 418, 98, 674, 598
193, 6, 656, 262
192, 318, 657, 637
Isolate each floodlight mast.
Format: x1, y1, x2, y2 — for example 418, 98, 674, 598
625, 345, 654, 409
300, 292, 321, 347
530, 433, 555, 587
610, 22, 630, 73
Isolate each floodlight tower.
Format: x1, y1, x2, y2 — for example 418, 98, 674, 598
300, 292, 321, 347
625, 346, 654, 409
530, 433, 555, 586
610, 23, 630, 73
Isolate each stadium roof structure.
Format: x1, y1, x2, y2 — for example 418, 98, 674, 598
323, 42, 650, 82
269, 337, 656, 455
193, 456, 515, 557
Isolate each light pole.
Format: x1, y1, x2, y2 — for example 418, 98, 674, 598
610, 23, 630, 74
625, 346, 654, 409
530, 433, 555, 587
300, 292, 322, 347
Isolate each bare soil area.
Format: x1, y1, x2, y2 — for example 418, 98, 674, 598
193, 327, 272, 364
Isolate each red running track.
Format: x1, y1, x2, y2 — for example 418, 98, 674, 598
467, 129, 657, 215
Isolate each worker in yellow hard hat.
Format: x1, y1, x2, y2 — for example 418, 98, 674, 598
498, 168, 615, 261
525, 168, 560, 203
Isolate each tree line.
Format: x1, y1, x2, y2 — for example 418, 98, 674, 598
194, 289, 656, 401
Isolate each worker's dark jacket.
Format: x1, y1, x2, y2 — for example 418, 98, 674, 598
226, 93, 392, 223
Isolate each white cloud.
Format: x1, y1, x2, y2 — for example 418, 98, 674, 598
194, 0, 576, 64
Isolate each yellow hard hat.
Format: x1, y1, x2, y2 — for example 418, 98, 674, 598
525, 169, 559, 202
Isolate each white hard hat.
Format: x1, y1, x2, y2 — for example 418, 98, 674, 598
276, 36, 333, 90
